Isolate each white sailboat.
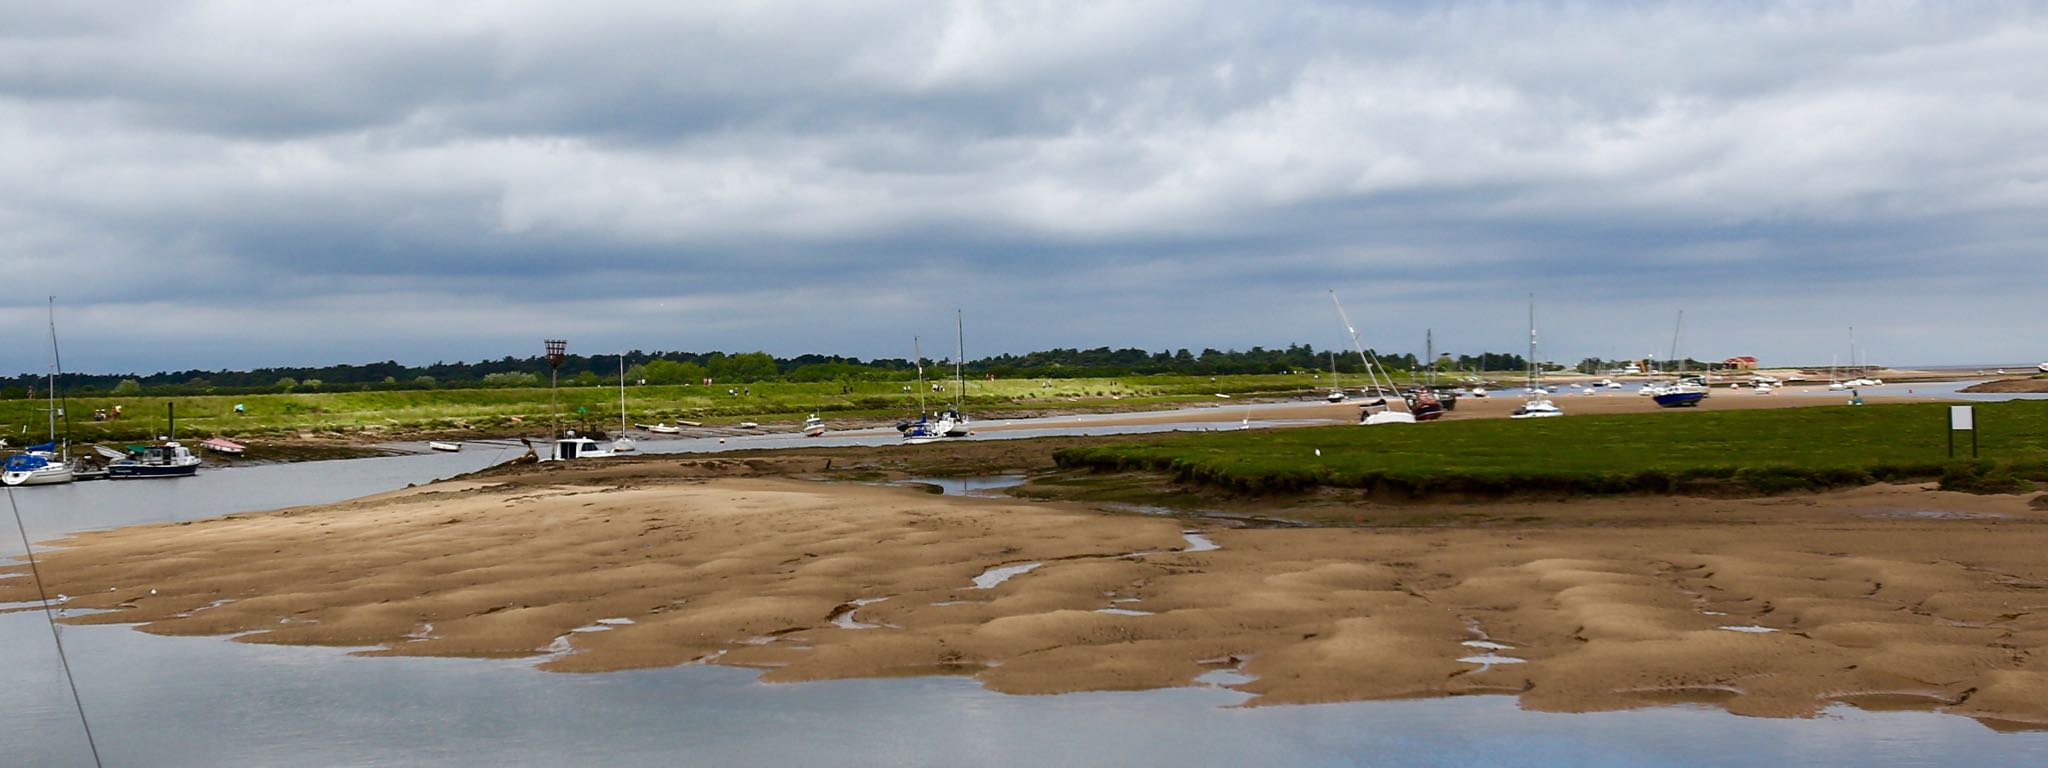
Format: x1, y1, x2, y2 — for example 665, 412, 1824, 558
1329, 289, 1416, 425
1511, 295, 1564, 419
3, 298, 76, 487
942, 310, 970, 437
1325, 351, 1347, 402
902, 336, 943, 444
611, 354, 636, 453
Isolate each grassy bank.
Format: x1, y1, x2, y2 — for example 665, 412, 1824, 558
1054, 401, 2048, 498
0, 373, 1354, 444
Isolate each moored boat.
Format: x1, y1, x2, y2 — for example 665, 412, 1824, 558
201, 437, 246, 455
549, 435, 617, 460
2, 449, 75, 487
637, 423, 682, 434
429, 441, 462, 452
1510, 295, 1564, 420
802, 414, 827, 437
108, 441, 202, 479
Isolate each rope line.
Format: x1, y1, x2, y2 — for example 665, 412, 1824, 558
6, 485, 105, 768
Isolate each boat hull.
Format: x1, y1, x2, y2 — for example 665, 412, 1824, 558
1652, 391, 1707, 408
108, 464, 199, 479
2, 466, 74, 486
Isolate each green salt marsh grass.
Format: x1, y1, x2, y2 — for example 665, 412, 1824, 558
1054, 401, 2048, 498
0, 373, 1354, 443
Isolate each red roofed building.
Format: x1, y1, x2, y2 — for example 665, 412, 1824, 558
1722, 356, 1759, 370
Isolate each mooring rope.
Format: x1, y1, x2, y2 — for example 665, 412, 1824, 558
6, 484, 105, 768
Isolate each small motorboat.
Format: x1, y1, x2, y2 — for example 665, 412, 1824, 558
2038, 362, 2048, 374
1510, 398, 1565, 419
429, 441, 462, 452
738, 421, 760, 429
108, 441, 202, 479
201, 437, 247, 455
637, 423, 681, 435
548, 435, 618, 460
802, 414, 827, 437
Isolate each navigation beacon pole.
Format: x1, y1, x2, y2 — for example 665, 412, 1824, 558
546, 339, 567, 459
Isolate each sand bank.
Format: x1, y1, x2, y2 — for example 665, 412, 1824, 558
7, 463, 2047, 726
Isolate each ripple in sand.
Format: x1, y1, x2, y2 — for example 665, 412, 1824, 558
970, 562, 1042, 589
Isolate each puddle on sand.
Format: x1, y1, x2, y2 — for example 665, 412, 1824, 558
894, 475, 1030, 497
596, 617, 635, 626
929, 600, 982, 607
971, 562, 1043, 589
829, 597, 890, 630
1719, 625, 1780, 634
1859, 507, 2007, 521
1095, 607, 1154, 616
1181, 531, 1220, 552
1460, 640, 1512, 651
1194, 668, 1255, 687
1457, 654, 1528, 666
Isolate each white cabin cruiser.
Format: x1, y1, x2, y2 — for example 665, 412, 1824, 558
551, 435, 620, 460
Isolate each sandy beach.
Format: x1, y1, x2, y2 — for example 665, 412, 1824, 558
8, 451, 2048, 728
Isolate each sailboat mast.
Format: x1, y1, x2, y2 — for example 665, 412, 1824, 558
45, 296, 60, 452
1670, 310, 1685, 375
913, 336, 926, 416
1527, 294, 1537, 391
1425, 329, 1434, 388
1328, 289, 1389, 398
617, 353, 628, 436
954, 309, 965, 412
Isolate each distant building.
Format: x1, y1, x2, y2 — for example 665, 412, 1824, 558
1722, 356, 1759, 370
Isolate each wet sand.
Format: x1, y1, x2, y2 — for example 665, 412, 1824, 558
8, 458, 2048, 727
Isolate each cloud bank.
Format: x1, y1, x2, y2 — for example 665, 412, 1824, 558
3, 1, 2044, 372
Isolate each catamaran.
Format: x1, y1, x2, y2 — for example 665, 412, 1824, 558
1510, 295, 1564, 419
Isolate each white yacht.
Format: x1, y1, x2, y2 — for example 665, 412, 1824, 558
2, 447, 74, 486
802, 414, 827, 437
1510, 295, 1564, 420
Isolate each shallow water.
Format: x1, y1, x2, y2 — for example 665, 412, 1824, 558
8, 609, 2048, 767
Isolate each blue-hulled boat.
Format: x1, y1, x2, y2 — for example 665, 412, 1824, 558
107, 441, 201, 479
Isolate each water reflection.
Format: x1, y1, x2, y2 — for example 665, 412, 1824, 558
6, 610, 2047, 768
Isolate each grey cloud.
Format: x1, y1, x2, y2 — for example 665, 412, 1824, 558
2, 1, 2044, 374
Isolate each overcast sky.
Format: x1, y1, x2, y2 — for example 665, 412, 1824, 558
3, 1, 2044, 375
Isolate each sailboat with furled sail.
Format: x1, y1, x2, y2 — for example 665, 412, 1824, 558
1510, 294, 1564, 419
901, 336, 943, 444
4, 298, 77, 486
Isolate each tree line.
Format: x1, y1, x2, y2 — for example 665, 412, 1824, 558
3, 344, 1541, 398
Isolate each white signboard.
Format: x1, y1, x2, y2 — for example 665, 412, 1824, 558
1950, 405, 1975, 431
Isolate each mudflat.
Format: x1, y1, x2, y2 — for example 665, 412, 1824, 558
7, 459, 2048, 727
